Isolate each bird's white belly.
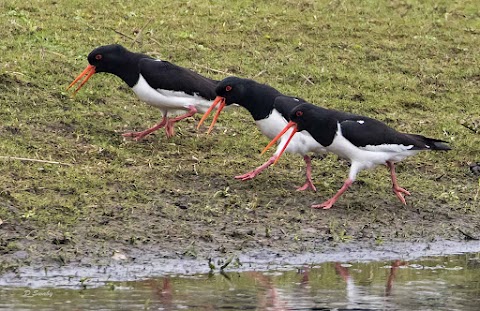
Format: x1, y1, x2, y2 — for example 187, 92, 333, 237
256, 110, 326, 156
132, 75, 213, 115
329, 129, 420, 170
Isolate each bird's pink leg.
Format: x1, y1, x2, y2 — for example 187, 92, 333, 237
334, 263, 350, 282
122, 115, 168, 141
296, 155, 316, 192
312, 178, 353, 209
386, 161, 410, 205
385, 260, 407, 296
164, 106, 198, 138
235, 156, 276, 180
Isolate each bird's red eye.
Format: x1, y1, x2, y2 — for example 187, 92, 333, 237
225, 85, 232, 92
95, 54, 102, 60
296, 110, 303, 117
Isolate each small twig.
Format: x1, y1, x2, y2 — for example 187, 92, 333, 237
113, 27, 162, 48
192, 63, 229, 75
253, 69, 267, 78
460, 122, 479, 134
46, 50, 67, 58
112, 29, 135, 41
149, 37, 162, 46
301, 74, 315, 85
0, 156, 72, 166
131, 18, 153, 48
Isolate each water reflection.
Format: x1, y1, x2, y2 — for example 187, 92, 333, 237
324, 260, 406, 310
1, 253, 479, 310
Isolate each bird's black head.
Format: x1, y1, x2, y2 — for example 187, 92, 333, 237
68, 44, 146, 93
289, 103, 313, 132
87, 44, 129, 74
214, 76, 254, 107
214, 76, 281, 121
198, 76, 267, 133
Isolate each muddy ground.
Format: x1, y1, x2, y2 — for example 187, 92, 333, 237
1, 0, 479, 279
1, 139, 479, 275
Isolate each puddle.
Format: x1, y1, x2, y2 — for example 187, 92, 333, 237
1, 240, 480, 310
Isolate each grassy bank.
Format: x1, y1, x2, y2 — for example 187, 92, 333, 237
0, 0, 479, 269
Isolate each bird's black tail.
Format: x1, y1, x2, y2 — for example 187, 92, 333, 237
408, 134, 451, 151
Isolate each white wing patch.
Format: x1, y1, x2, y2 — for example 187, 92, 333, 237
359, 144, 414, 152
357, 120, 365, 124
156, 88, 200, 99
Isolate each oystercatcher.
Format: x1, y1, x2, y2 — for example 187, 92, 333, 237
197, 77, 326, 191
263, 102, 451, 209
67, 44, 218, 139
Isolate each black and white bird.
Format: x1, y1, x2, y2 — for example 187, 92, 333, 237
68, 44, 218, 140
263, 101, 451, 209
197, 76, 326, 191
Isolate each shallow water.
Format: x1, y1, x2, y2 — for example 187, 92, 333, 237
1, 251, 479, 310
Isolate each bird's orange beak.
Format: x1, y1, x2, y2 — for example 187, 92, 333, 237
261, 121, 297, 165
197, 96, 226, 134
67, 64, 96, 94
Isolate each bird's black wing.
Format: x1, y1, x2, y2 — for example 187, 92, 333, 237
339, 117, 429, 151
138, 59, 218, 100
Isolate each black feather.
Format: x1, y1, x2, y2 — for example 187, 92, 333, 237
215, 77, 281, 120
138, 59, 218, 100
405, 134, 451, 151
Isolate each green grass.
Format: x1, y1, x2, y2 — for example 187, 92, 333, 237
0, 0, 479, 267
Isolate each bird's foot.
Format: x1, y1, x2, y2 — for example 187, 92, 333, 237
296, 180, 317, 192
234, 158, 275, 181
122, 131, 149, 141
234, 171, 259, 181
312, 198, 336, 209
165, 121, 175, 138
393, 186, 411, 205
